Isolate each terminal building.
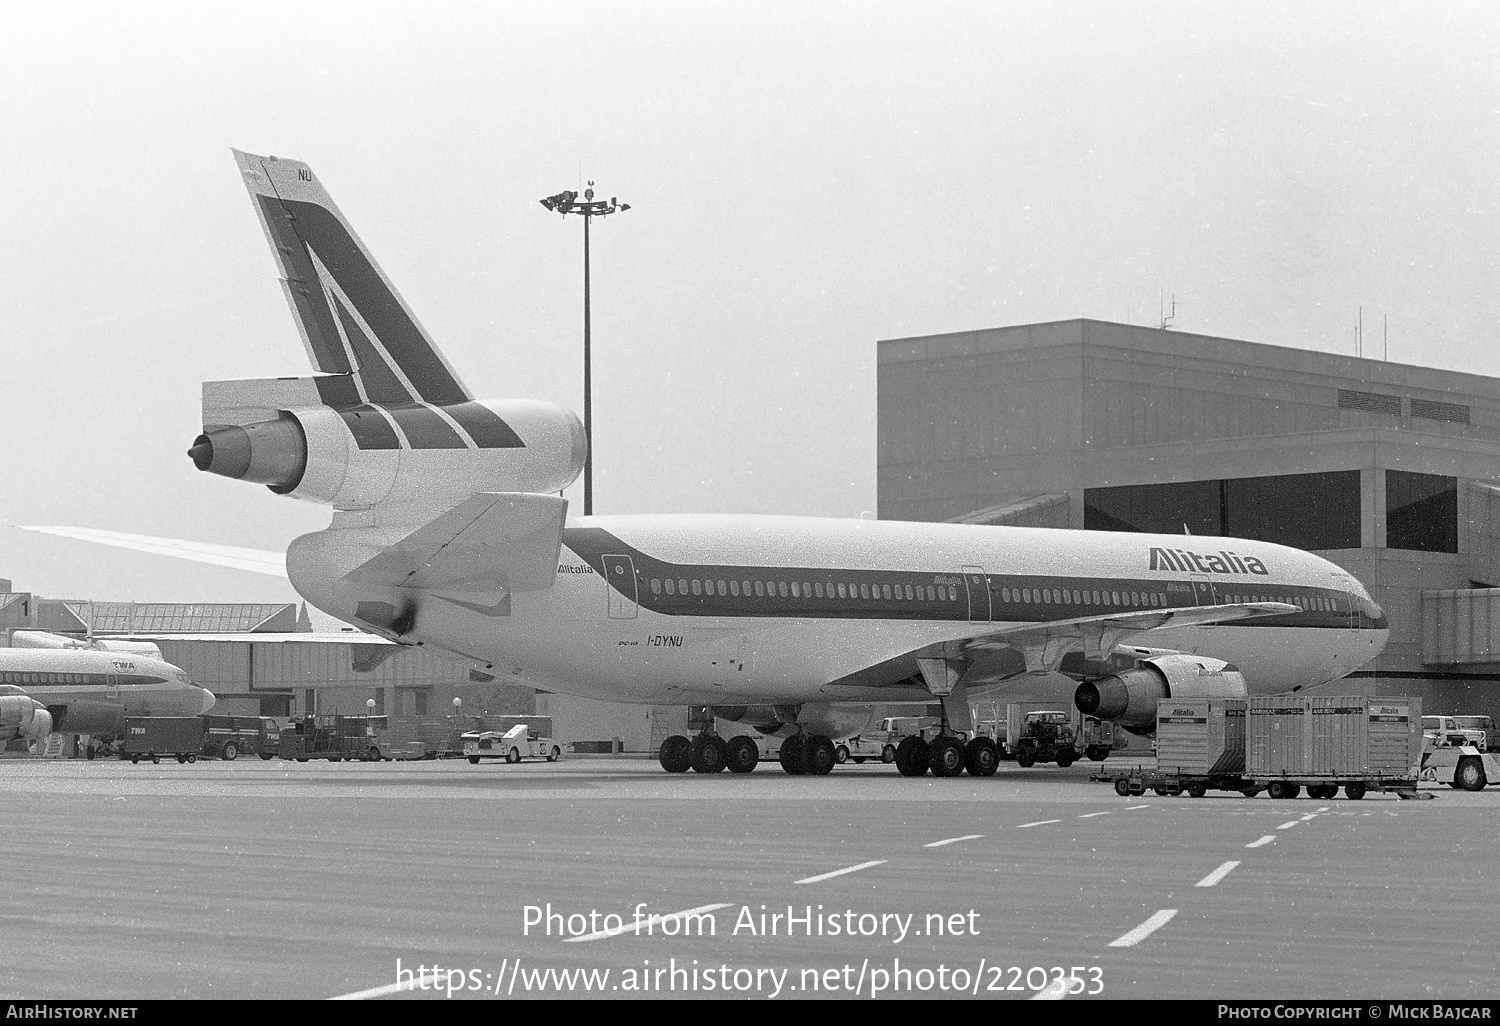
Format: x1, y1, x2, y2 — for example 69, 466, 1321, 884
878, 318, 1500, 719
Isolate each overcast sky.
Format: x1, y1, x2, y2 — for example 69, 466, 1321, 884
2, 1, 1497, 606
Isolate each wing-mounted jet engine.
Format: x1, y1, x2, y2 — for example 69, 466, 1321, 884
1073, 652, 1247, 734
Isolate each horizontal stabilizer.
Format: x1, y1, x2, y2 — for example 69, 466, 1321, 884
343, 492, 568, 594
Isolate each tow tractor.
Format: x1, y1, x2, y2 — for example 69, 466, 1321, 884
1012, 710, 1078, 768
1419, 746, 1500, 791
463, 720, 561, 764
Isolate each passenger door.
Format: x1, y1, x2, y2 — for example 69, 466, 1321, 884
961, 565, 992, 622
601, 554, 639, 619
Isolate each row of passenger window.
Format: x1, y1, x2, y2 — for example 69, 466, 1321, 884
997, 587, 1168, 608
1, 671, 96, 685
650, 577, 962, 602
643, 576, 1337, 615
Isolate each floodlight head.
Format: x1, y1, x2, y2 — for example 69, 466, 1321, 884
619, 203, 631, 212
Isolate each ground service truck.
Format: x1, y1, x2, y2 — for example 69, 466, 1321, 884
463, 717, 560, 763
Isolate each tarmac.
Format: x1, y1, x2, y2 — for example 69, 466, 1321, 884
0, 756, 1495, 1000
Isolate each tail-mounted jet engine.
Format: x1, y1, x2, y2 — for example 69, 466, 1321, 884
189, 397, 586, 510
1073, 653, 1247, 734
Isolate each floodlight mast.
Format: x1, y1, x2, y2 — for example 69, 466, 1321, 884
539, 184, 630, 516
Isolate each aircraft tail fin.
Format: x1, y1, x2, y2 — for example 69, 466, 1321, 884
232, 149, 472, 405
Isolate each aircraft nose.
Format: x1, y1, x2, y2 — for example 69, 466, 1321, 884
199, 687, 217, 715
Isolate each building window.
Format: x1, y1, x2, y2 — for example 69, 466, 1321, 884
1085, 471, 1360, 550
1387, 470, 1457, 552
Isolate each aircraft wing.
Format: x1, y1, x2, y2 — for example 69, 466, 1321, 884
19, 526, 287, 577
939, 600, 1300, 677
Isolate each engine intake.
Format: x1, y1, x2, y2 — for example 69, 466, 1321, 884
0, 694, 53, 741
1075, 654, 1247, 733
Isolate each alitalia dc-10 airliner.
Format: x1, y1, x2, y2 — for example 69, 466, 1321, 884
29, 150, 1389, 778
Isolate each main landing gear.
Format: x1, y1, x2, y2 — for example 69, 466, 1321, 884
894, 734, 1000, 778
658, 734, 764, 774
657, 733, 842, 775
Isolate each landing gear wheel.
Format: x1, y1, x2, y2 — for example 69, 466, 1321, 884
1114, 778, 1131, 797
803, 735, 837, 775
1186, 782, 1208, 798
1344, 781, 1367, 800
881, 745, 896, 764
221, 742, 238, 762
835, 745, 850, 764
894, 735, 929, 777
689, 734, 727, 773
928, 736, 965, 777
468, 755, 480, 764
779, 736, 805, 775
505, 747, 521, 764
725, 735, 760, 773
658, 734, 691, 773
964, 737, 999, 777
1457, 757, 1487, 792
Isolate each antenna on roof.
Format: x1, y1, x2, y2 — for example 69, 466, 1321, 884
1159, 291, 1176, 331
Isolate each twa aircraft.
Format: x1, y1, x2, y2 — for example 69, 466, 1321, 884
36, 150, 1389, 777
0, 633, 215, 739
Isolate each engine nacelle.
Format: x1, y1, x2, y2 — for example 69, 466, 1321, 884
0, 694, 53, 741
1074, 653, 1247, 733
190, 399, 586, 510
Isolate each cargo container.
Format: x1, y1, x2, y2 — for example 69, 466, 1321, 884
1107, 697, 1422, 799
123, 716, 204, 765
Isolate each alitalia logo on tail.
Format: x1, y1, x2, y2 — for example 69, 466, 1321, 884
1149, 547, 1269, 575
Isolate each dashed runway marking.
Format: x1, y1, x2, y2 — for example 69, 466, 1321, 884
1108, 909, 1178, 947
1246, 835, 1276, 848
1125, 804, 1152, 810
1277, 821, 1300, 830
1078, 812, 1111, 819
1016, 819, 1062, 829
1195, 860, 1241, 887
924, 834, 984, 848
795, 860, 887, 885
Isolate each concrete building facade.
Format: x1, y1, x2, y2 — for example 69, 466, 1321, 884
878, 318, 1500, 719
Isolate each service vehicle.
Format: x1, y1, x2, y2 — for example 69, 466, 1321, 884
1012, 710, 1077, 768
202, 714, 278, 761
1079, 715, 1120, 762
834, 734, 898, 764
278, 715, 387, 762
1419, 744, 1499, 791
463, 719, 561, 764
1452, 715, 1497, 751
1107, 697, 1423, 799
123, 716, 204, 765
1425, 715, 1487, 751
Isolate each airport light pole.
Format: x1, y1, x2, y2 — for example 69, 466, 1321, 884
539, 183, 630, 517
